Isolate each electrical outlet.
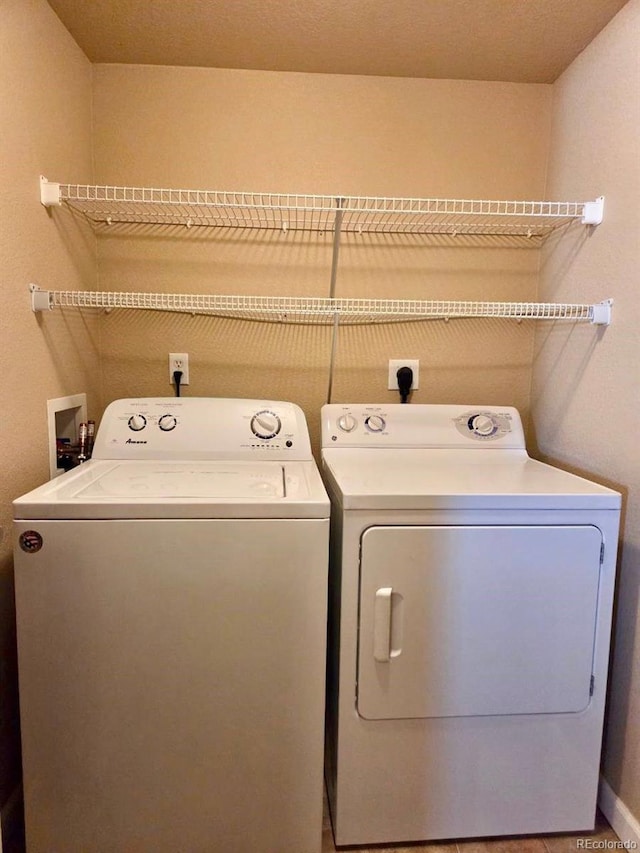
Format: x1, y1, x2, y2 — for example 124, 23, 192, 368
169, 352, 190, 385
388, 359, 419, 390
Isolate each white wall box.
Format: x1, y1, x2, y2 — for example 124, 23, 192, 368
46, 393, 87, 479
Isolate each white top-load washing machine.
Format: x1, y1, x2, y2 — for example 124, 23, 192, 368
14, 397, 329, 853
321, 403, 621, 847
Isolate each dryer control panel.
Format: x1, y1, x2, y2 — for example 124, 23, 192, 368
322, 404, 526, 449
93, 398, 313, 460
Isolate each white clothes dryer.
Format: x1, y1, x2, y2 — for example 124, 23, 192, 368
14, 397, 329, 853
321, 403, 620, 847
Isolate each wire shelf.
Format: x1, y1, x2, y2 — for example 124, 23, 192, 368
30, 288, 612, 326
40, 179, 604, 238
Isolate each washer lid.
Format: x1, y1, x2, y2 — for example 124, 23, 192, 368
321, 448, 621, 510
79, 461, 285, 499
13, 460, 330, 519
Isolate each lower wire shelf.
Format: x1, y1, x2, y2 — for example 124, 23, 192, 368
29, 286, 613, 325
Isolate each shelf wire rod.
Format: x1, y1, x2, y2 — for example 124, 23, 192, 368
329, 199, 345, 298
326, 312, 340, 403
326, 198, 345, 402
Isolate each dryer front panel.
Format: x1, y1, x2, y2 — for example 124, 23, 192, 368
357, 525, 601, 720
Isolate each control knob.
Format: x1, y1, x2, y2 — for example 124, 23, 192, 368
158, 414, 178, 432
251, 410, 282, 440
128, 414, 147, 431
337, 414, 357, 432
365, 415, 386, 433
470, 414, 497, 436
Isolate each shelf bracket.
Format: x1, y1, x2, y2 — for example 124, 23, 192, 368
590, 299, 613, 325
40, 176, 61, 207
30, 284, 53, 311
582, 196, 604, 226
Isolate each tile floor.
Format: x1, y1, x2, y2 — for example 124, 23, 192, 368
321, 794, 620, 853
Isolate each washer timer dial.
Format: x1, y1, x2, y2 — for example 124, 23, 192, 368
128, 414, 147, 431
251, 410, 282, 440
158, 414, 178, 432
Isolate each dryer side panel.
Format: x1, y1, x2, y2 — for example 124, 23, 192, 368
357, 524, 601, 721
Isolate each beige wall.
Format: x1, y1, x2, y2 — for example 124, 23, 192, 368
92, 66, 551, 451
0, 0, 100, 810
533, 0, 640, 824
7, 1, 636, 837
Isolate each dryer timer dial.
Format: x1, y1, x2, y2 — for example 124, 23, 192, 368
454, 410, 511, 441
470, 414, 496, 436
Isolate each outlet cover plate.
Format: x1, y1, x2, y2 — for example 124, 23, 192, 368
388, 359, 420, 390
169, 352, 190, 385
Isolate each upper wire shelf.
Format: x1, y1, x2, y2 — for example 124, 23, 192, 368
30, 287, 613, 326
40, 178, 604, 239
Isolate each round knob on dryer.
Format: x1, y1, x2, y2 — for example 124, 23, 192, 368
471, 414, 496, 436
337, 414, 357, 433
365, 415, 386, 433
251, 411, 281, 439
128, 414, 147, 431
158, 414, 178, 432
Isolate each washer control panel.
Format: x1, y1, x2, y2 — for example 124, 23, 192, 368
322, 403, 525, 449
93, 398, 313, 460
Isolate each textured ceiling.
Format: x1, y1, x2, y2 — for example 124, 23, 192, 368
47, 0, 628, 84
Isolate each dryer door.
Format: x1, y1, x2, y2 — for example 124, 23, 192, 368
357, 525, 602, 720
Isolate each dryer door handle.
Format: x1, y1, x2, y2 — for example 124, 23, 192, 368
373, 587, 393, 662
